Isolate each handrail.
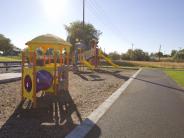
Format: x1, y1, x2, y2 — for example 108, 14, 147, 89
0, 61, 21, 71
0, 61, 21, 64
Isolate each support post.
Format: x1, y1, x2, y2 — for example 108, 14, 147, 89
67, 53, 69, 65
21, 52, 25, 100
32, 52, 37, 108
60, 48, 63, 66
43, 55, 46, 65
54, 51, 57, 95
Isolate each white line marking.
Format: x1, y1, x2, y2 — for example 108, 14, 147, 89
66, 68, 142, 138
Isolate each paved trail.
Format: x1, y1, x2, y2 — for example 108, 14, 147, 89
86, 69, 184, 138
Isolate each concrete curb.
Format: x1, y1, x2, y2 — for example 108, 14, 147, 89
0, 73, 21, 84
66, 68, 142, 138
0, 77, 21, 84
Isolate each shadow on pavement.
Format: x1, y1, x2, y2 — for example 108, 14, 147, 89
0, 90, 83, 138
66, 118, 101, 138
134, 77, 184, 93
84, 121, 101, 138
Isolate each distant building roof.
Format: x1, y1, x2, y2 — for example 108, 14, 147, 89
13, 46, 21, 52
26, 34, 71, 46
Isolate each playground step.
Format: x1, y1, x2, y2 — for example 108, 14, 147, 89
0, 73, 21, 84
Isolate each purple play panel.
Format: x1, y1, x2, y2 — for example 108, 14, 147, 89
24, 70, 53, 92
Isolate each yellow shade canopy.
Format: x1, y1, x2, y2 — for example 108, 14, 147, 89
26, 34, 72, 52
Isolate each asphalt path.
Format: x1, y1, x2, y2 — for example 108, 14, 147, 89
86, 69, 184, 138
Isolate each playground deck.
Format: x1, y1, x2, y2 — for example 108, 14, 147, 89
0, 67, 136, 137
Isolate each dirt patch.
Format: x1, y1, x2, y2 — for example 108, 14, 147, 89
0, 81, 21, 127
0, 67, 136, 137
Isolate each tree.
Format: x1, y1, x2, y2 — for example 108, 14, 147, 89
65, 21, 102, 50
171, 50, 177, 57
121, 53, 130, 60
156, 52, 163, 61
121, 49, 150, 61
127, 49, 134, 60
133, 49, 150, 61
0, 34, 14, 55
36, 48, 44, 56
108, 51, 120, 60
173, 49, 184, 61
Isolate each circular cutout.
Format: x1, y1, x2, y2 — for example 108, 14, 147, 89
24, 75, 32, 92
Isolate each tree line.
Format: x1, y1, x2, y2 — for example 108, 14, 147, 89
0, 34, 21, 56
108, 49, 184, 62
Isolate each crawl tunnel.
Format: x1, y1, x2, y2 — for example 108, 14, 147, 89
24, 70, 53, 92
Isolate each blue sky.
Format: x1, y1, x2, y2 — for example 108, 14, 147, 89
0, 0, 184, 54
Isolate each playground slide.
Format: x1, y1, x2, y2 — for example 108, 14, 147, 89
81, 60, 95, 70
99, 52, 119, 68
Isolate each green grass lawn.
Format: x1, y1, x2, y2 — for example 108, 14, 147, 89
165, 70, 184, 87
0, 56, 21, 62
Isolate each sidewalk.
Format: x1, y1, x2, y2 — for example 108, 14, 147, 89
86, 69, 184, 138
0, 73, 21, 84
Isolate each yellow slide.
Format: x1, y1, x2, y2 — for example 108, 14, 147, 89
81, 60, 95, 70
99, 51, 119, 68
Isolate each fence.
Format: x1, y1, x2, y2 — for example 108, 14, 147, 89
0, 61, 21, 73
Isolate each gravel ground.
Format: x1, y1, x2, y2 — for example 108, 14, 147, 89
0, 67, 136, 138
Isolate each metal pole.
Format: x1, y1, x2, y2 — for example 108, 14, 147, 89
132, 43, 134, 61
83, 0, 85, 29
159, 45, 161, 61
82, 0, 85, 44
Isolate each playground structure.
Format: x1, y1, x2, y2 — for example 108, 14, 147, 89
73, 39, 119, 71
21, 34, 71, 108
21, 34, 119, 107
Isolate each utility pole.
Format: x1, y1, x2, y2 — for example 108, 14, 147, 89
158, 44, 161, 61
132, 43, 134, 60
83, 0, 85, 29
81, 0, 85, 45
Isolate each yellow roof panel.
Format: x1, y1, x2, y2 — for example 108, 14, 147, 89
26, 34, 71, 46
